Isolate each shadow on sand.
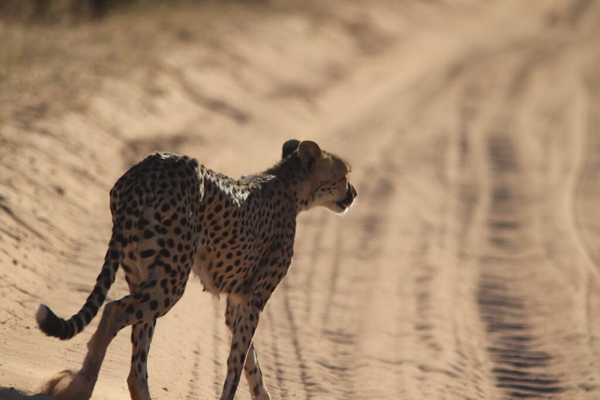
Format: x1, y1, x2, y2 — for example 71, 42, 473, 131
0, 388, 55, 400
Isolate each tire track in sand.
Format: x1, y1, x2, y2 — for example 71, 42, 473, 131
479, 133, 564, 399
280, 277, 316, 400
324, 175, 394, 398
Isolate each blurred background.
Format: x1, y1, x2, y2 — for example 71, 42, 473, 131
1, 1, 600, 399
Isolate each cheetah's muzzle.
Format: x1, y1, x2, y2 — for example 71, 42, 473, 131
336, 183, 358, 210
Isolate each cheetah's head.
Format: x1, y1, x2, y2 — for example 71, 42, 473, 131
282, 139, 357, 214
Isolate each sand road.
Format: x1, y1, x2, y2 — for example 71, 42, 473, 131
1, 0, 599, 399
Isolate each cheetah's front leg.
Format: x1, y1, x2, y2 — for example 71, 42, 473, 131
225, 298, 271, 400
244, 344, 271, 400
220, 297, 264, 400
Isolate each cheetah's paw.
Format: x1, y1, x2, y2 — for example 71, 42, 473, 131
39, 369, 94, 400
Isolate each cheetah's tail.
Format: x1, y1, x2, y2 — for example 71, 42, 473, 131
35, 230, 124, 340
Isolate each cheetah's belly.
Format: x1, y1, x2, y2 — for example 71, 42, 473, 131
193, 246, 220, 296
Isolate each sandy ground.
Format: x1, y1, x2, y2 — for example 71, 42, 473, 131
1, 0, 600, 399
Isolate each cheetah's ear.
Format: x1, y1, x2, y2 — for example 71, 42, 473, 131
298, 141, 322, 172
282, 139, 300, 158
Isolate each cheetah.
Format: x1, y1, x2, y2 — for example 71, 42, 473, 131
36, 139, 357, 400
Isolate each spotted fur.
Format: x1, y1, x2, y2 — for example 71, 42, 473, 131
36, 140, 357, 400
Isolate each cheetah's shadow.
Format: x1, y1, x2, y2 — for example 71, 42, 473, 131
0, 388, 56, 400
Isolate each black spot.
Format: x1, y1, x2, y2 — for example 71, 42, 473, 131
141, 249, 155, 258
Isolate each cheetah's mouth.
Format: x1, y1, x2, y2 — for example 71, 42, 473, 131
334, 184, 357, 211
335, 199, 352, 210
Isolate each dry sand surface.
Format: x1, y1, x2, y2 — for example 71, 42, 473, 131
1, 0, 600, 399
